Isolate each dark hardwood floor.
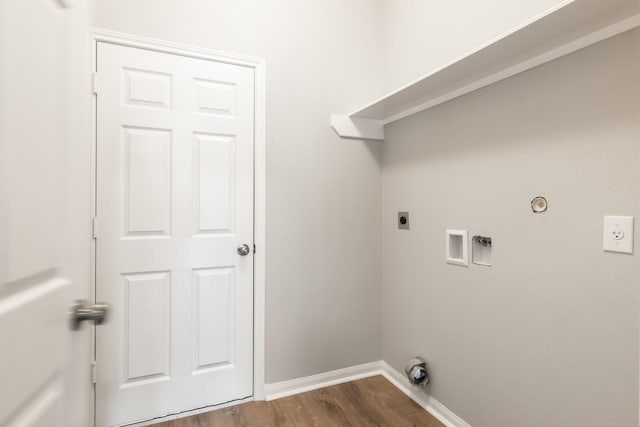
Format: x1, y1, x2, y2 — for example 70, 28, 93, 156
151, 375, 444, 427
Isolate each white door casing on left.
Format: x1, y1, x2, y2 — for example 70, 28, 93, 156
94, 41, 256, 426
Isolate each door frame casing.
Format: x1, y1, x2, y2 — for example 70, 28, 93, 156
87, 28, 267, 423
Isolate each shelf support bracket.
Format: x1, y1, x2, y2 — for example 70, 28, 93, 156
330, 115, 384, 141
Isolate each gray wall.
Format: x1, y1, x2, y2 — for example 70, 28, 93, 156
381, 29, 640, 427
90, 0, 384, 383
380, 0, 567, 92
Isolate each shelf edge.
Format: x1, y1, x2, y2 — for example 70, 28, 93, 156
348, 0, 576, 119
377, 13, 640, 125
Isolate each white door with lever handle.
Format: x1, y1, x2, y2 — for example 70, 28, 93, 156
94, 41, 255, 426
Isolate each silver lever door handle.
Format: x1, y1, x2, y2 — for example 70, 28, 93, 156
70, 299, 109, 330
237, 244, 251, 256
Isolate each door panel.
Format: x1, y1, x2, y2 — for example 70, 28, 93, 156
123, 271, 171, 384
124, 126, 172, 236
194, 133, 236, 233
95, 42, 254, 426
0, 279, 68, 426
192, 267, 235, 371
194, 78, 236, 115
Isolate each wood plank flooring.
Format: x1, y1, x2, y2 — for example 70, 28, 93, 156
151, 375, 444, 427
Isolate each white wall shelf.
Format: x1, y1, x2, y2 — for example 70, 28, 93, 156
331, 0, 640, 141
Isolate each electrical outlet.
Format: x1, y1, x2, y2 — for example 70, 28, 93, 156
398, 212, 409, 230
612, 229, 624, 240
603, 216, 633, 254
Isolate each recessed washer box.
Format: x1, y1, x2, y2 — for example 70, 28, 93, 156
446, 229, 468, 266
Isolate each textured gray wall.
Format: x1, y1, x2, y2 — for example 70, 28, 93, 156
381, 30, 640, 427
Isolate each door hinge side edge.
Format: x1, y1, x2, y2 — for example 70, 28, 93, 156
92, 72, 99, 94
92, 217, 99, 239
91, 361, 97, 384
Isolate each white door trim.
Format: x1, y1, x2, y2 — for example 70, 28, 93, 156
87, 28, 267, 422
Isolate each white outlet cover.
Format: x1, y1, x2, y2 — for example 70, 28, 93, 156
603, 216, 633, 254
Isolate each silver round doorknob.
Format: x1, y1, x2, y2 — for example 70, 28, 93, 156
237, 244, 251, 256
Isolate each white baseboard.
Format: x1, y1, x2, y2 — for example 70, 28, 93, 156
264, 360, 383, 401
379, 361, 471, 427
264, 360, 470, 427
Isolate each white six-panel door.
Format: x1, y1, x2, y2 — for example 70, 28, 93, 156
95, 42, 254, 426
